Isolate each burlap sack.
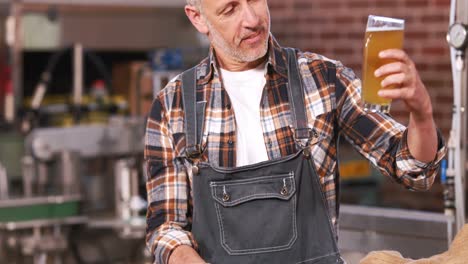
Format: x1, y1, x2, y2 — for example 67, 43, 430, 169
360, 224, 468, 264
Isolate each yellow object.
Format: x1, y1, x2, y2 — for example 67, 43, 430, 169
339, 160, 371, 180
362, 29, 404, 105
23, 93, 129, 127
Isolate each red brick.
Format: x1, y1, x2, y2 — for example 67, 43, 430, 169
270, 0, 450, 129
424, 79, 448, 88
269, 2, 290, 9
374, 0, 400, 8
421, 14, 449, 23
347, 1, 372, 8
332, 47, 355, 55
301, 17, 328, 24
404, 0, 430, 7
416, 67, 431, 75
293, 1, 315, 10
432, 62, 452, 71
334, 16, 356, 24
405, 31, 430, 39
422, 46, 449, 56
347, 32, 366, 40
319, 1, 346, 9
320, 32, 341, 39
433, 0, 451, 7
435, 95, 454, 104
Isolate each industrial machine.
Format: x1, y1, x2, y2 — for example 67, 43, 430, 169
445, 0, 468, 238
0, 2, 201, 262
0, 41, 150, 262
0, 42, 185, 262
0, 118, 152, 263
0, 11, 184, 264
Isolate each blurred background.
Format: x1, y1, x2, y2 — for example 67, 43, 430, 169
0, 0, 465, 263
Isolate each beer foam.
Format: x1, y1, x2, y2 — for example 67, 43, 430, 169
366, 27, 404, 32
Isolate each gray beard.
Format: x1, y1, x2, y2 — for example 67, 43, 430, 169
205, 19, 269, 63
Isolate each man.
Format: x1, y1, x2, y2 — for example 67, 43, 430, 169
144, 0, 446, 263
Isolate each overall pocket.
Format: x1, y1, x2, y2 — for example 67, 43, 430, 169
210, 173, 297, 255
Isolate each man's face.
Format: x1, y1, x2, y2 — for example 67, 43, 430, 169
200, 0, 270, 63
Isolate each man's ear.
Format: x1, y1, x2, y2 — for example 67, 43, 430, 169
185, 5, 209, 35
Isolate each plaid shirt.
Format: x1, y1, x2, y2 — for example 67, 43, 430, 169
144, 35, 446, 264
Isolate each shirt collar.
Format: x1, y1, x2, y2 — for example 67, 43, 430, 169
198, 33, 288, 85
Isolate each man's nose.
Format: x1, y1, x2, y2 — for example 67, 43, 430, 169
241, 4, 260, 28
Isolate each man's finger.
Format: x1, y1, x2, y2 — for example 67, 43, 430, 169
377, 88, 411, 99
378, 49, 410, 63
381, 73, 406, 88
375, 62, 407, 77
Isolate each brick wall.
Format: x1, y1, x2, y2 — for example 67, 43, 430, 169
269, 0, 453, 135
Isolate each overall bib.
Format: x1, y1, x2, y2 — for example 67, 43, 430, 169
182, 48, 343, 264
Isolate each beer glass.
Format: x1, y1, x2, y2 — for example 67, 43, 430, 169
362, 15, 405, 113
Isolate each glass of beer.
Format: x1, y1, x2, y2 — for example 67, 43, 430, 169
362, 15, 405, 113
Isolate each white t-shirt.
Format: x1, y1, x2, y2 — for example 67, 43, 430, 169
220, 63, 269, 166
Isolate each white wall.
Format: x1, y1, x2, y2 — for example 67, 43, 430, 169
59, 8, 199, 51
0, 2, 202, 51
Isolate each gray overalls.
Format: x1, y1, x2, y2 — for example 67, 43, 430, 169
182, 48, 343, 264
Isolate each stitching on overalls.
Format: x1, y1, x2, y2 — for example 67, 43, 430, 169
294, 252, 341, 264
213, 178, 298, 255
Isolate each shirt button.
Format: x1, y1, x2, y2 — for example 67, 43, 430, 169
226, 104, 232, 110
228, 139, 234, 145
268, 139, 273, 147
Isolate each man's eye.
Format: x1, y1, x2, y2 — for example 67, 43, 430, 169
222, 4, 237, 16
224, 8, 234, 16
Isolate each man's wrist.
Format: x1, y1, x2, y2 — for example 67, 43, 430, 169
168, 245, 205, 264
410, 109, 435, 128
410, 98, 434, 124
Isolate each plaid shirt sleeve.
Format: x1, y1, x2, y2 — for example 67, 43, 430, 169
334, 62, 446, 190
144, 81, 197, 264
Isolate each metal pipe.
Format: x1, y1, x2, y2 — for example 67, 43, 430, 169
115, 159, 131, 220
0, 163, 8, 199
73, 43, 83, 106
454, 0, 467, 234
59, 150, 80, 196
9, 0, 23, 123
130, 166, 139, 218
448, 0, 468, 235
447, 0, 459, 243
53, 225, 62, 264
37, 162, 48, 196
21, 155, 35, 197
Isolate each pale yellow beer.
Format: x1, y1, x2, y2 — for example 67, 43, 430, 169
362, 28, 404, 108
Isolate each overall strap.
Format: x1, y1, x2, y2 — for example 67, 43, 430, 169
182, 67, 205, 159
284, 48, 311, 145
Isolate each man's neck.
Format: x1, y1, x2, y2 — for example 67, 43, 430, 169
216, 52, 268, 72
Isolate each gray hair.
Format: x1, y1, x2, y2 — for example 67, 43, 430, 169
186, 0, 201, 9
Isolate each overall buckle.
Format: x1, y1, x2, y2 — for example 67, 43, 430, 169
186, 144, 203, 160
186, 144, 203, 175
294, 128, 320, 158
294, 128, 313, 148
